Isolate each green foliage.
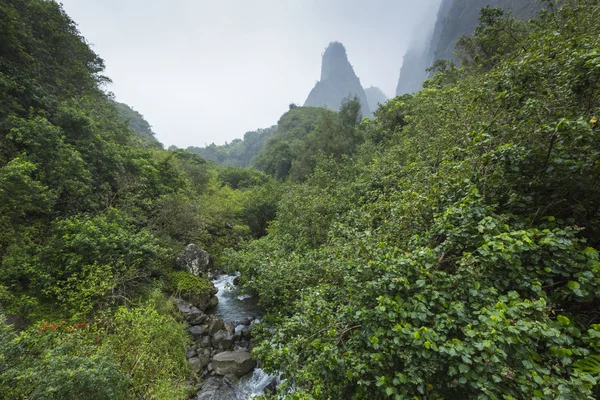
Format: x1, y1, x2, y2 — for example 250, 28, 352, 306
0, 2, 280, 398
229, 1, 600, 398
254, 106, 334, 179
0, 316, 127, 400
101, 291, 192, 400
187, 126, 277, 167
113, 101, 163, 148
166, 271, 214, 305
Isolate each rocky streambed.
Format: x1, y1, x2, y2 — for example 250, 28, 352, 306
177, 274, 277, 399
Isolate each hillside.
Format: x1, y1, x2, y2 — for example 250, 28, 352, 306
304, 42, 371, 117
0, 1, 280, 398
230, 2, 600, 398
397, 0, 542, 95
114, 101, 163, 147
186, 126, 276, 167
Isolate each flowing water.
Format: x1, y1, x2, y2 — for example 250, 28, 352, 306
210, 274, 262, 324
209, 274, 278, 399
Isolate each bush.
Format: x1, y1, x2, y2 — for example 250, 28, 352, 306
101, 290, 192, 399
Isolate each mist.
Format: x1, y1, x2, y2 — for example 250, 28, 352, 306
59, 0, 441, 148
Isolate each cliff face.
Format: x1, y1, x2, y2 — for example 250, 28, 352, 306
396, 0, 542, 96
365, 86, 389, 112
304, 42, 371, 117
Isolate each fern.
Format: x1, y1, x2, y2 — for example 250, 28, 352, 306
575, 355, 600, 376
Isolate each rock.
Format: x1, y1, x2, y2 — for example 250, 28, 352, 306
189, 325, 208, 339
224, 323, 235, 333
208, 319, 224, 336
207, 363, 213, 373
188, 357, 203, 373
198, 336, 211, 349
264, 377, 278, 394
212, 329, 234, 350
186, 348, 197, 359
234, 341, 250, 351
232, 276, 240, 286
224, 374, 239, 386
176, 244, 211, 276
212, 351, 256, 377
196, 377, 237, 400
185, 307, 207, 325
198, 350, 211, 369
176, 299, 194, 314
208, 296, 218, 308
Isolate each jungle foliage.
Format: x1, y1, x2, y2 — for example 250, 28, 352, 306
228, 1, 600, 398
0, 0, 281, 398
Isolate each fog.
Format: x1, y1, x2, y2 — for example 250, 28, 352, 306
60, 0, 441, 148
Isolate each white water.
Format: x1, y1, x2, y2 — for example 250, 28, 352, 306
211, 275, 278, 399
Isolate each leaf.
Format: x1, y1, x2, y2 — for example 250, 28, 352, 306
567, 281, 580, 290
557, 315, 570, 326
575, 355, 600, 376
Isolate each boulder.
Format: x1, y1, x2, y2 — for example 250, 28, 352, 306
212, 351, 256, 377
196, 377, 237, 400
189, 325, 208, 339
211, 329, 234, 350
185, 307, 207, 325
176, 244, 211, 276
208, 318, 224, 336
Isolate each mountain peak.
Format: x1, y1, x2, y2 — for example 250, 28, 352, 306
304, 42, 371, 117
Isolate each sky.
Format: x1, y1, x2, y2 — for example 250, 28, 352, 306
59, 0, 441, 148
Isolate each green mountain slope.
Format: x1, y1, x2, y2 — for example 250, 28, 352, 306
231, 2, 600, 398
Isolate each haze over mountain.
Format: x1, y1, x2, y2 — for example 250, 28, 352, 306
396, 0, 542, 96
304, 42, 371, 117
58, 0, 440, 148
364, 86, 389, 112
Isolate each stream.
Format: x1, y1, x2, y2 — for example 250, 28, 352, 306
209, 275, 278, 399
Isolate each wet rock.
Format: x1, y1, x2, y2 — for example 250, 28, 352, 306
212, 350, 256, 377
196, 376, 236, 400
264, 377, 278, 394
224, 323, 235, 333
189, 325, 208, 339
224, 374, 239, 386
232, 276, 240, 286
176, 244, 211, 276
234, 341, 250, 350
212, 329, 235, 350
208, 296, 218, 308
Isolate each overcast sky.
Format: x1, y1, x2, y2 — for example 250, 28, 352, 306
60, 0, 440, 148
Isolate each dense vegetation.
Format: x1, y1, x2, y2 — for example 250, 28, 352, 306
186, 125, 277, 167
114, 101, 163, 148
0, 1, 279, 398
3, 0, 600, 399
228, 1, 600, 398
